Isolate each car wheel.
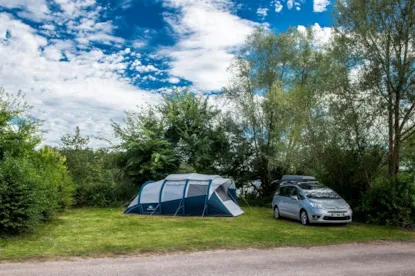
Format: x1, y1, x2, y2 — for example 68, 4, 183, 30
300, 210, 309, 226
273, 206, 280, 219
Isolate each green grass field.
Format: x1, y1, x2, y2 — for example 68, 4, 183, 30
0, 207, 413, 261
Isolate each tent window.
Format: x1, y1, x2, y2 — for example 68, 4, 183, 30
162, 183, 185, 202
187, 184, 208, 197
216, 185, 230, 202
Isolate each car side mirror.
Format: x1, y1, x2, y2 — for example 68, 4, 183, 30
290, 195, 298, 201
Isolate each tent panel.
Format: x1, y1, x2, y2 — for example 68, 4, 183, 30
162, 183, 185, 202
186, 184, 208, 197
228, 188, 238, 203
215, 185, 231, 202
124, 205, 141, 214
223, 200, 244, 216
160, 199, 182, 215
209, 179, 232, 196
140, 180, 164, 204
141, 202, 159, 214
207, 192, 232, 216
184, 195, 206, 215
127, 194, 139, 209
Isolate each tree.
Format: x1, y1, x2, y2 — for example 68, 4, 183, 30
224, 27, 330, 197
61, 126, 89, 150
0, 88, 40, 160
112, 108, 180, 184
0, 88, 74, 235
159, 90, 227, 173
59, 127, 131, 207
335, 0, 415, 176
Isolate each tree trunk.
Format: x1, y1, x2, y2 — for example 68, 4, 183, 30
392, 92, 401, 176
387, 90, 394, 176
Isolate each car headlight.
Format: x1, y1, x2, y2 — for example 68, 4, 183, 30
310, 202, 325, 209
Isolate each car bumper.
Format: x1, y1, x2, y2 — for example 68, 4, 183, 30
309, 209, 352, 224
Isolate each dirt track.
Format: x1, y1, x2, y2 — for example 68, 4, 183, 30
1, 241, 415, 276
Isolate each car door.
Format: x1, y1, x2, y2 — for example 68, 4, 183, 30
286, 187, 301, 219
276, 187, 289, 216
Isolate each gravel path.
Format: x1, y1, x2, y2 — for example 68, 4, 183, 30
1, 242, 415, 276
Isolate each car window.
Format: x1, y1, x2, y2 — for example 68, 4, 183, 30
279, 187, 288, 197
296, 188, 305, 200
298, 183, 340, 199
288, 187, 297, 197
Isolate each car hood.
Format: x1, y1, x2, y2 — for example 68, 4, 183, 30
309, 198, 349, 209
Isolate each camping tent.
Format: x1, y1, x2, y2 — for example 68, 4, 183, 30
124, 173, 243, 217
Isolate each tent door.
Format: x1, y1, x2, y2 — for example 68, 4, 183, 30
185, 183, 208, 215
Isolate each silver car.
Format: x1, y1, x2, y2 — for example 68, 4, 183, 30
272, 180, 352, 225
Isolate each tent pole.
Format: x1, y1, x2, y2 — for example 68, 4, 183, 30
158, 180, 168, 215
137, 180, 154, 214
150, 204, 159, 216
182, 179, 190, 216
174, 199, 183, 217
202, 180, 213, 217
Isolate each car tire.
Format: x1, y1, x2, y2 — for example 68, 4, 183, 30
300, 210, 309, 226
273, 206, 280, 219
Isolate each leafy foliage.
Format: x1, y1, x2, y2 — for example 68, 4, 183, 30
0, 89, 74, 236
0, 150, 74, 236
59, 128, 134, 207
113, 108, 180, 184
361, 176, 415, 228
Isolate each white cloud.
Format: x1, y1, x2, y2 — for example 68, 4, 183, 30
274, 1, 283, 13
297, 23, 333, 47
0, 12, 161, 147
168, 77, 181, 84
287, 0, 294, 9
297, 25, 307, 34
135, 64, 160, 73
310, 23, 333, 46
256, 8, 268, 20
0, 0, 50, 21
313, 0, 330, 12
161, 0, 256, 91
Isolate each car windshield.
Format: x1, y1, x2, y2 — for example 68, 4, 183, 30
298, 183, 340, 199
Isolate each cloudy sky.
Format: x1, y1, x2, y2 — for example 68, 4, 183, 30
0, 0, 333, 147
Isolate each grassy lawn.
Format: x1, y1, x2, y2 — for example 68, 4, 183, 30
0, 207, 413, 261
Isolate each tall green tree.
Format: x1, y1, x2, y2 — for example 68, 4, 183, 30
335, 0, 415, 176
112, 108, 180, 184
224, 27, 330, 197
159, 90, 227, 173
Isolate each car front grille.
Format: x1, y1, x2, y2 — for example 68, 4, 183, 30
327, 210, 348, 213
323, 216, 351, 221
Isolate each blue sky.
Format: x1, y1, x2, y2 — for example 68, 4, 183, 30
0, 0, 333, 146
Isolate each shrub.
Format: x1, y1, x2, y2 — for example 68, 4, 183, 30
0, 156, 43, 235
75, 178, 117, 207
360, 176, 415, 228
0, 150, 75, 236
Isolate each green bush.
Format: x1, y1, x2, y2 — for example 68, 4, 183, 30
0, 157, 40, 235
75, 178, 117, 207
360, 176, 415, 228
0, 149, 74, 236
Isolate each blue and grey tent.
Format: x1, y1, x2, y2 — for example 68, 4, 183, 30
124, 173, 243, 217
